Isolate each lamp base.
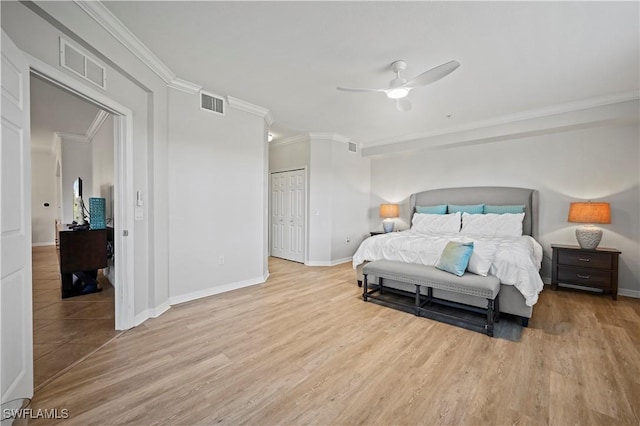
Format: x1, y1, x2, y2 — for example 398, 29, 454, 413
575, 225, 602, 249
383, 219, 395, 233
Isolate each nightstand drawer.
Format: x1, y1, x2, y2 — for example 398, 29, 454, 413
558, 250, 612, 269
557, 267, 612, 288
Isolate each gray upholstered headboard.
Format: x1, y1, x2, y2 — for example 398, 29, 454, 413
409, 187, 539, 238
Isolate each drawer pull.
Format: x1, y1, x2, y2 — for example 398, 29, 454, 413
578, 258, 591, 262
577, 274, 590, 280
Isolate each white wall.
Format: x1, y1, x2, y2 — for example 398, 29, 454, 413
307, 139, 334, 264
91, 114, 114, 223
269, 139, 310, 172
60, 139, 93, 224
270, 135, 371, 266
91, 114, 115, 284
330, 140, 371, 262
368, 123, 640, 296
168, 89, 268, 302
30, 147, 57, 244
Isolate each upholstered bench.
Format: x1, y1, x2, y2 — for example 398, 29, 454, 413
362, 260, 501, 336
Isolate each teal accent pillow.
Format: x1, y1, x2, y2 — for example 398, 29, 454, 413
436, 241, 474, 276
448, 204, 484, 214
416, 204, 447, 214
484, 204, 526, 214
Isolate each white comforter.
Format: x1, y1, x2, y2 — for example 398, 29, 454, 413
352, 230, 544, 306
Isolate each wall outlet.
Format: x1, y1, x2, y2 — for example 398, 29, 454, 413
218, 256, 224, 265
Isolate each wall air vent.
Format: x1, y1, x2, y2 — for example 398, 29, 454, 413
59, 38, 106, 90
348, 142, 358, 153
200, 91, 225, 115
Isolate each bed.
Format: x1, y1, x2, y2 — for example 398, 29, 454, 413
353, 186, 544, 326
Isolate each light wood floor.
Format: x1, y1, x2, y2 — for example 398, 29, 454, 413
32, 245, 119, 390
29, 257, 639, 425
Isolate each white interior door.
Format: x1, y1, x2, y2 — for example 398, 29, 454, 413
271, 169, 305, 263
1, 31, 34, 402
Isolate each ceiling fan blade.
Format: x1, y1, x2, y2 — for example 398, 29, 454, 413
403, 60, 460, 89
396, 98, 412, 112
336, 86, 386, 93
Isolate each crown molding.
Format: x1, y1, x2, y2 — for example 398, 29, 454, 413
56, 131, 89, 144
168, 78, 202, 94
55, 109, 111, 146
269, 133, 310, 148
270, 132, 353, 147
74, 0, 175, 83
227, 96, 272, 121
73, 1, 276, 126
308, 133, 352, 144
362, 97, 639, 157
364, 90, 640, 149
85, 109, 111, 141
264, 111, 275, 127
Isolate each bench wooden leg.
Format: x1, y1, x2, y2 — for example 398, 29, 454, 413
486, 298, 495, 337
363, 274, 368, 301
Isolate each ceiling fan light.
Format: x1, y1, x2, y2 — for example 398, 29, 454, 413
386, 87, 409, 99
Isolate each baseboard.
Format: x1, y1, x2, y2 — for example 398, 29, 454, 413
32, 242, 55, 247
305, 257, 352, 267
169, 273, 268, 306
618, 288, 640, 298
133, 301, 172, 326
150, 301, 171, 318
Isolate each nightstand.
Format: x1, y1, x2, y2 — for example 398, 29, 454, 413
551, 244, 621, 300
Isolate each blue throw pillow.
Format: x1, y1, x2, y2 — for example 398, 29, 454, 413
436, 241, 474, 276
416, 204, 447, 214
448, 204, 484, 214
484, 204, 526, 214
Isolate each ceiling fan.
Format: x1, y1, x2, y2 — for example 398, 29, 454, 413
337, 60, 460, 112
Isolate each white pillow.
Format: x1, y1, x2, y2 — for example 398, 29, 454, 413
412, 212, 461, 234
461, 212, 524, 237
466, 240, 499, 276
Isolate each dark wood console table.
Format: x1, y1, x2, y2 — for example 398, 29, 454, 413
58, 228, 109, 298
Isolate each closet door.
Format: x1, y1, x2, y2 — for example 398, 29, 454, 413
271, 169, 305, 263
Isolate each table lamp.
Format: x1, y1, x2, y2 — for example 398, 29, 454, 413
380, 203, 399, 233
568, 201, 610, 249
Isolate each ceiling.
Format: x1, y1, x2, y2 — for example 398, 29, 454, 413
101, 1, 639, 146
30, 74, 101, 148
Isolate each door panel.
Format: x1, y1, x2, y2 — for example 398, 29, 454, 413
270, 170, 305, 263
1, 31, 33, 402
271, 174, 285, 258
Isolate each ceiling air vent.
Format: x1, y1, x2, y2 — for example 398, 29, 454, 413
59, 38, 106, 90
200, 91, 225, 115
348, 142, 358, 153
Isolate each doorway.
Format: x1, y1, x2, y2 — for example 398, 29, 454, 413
29, 56, 135, 332
29, 74, 119, 390
270, 169, 306, 263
